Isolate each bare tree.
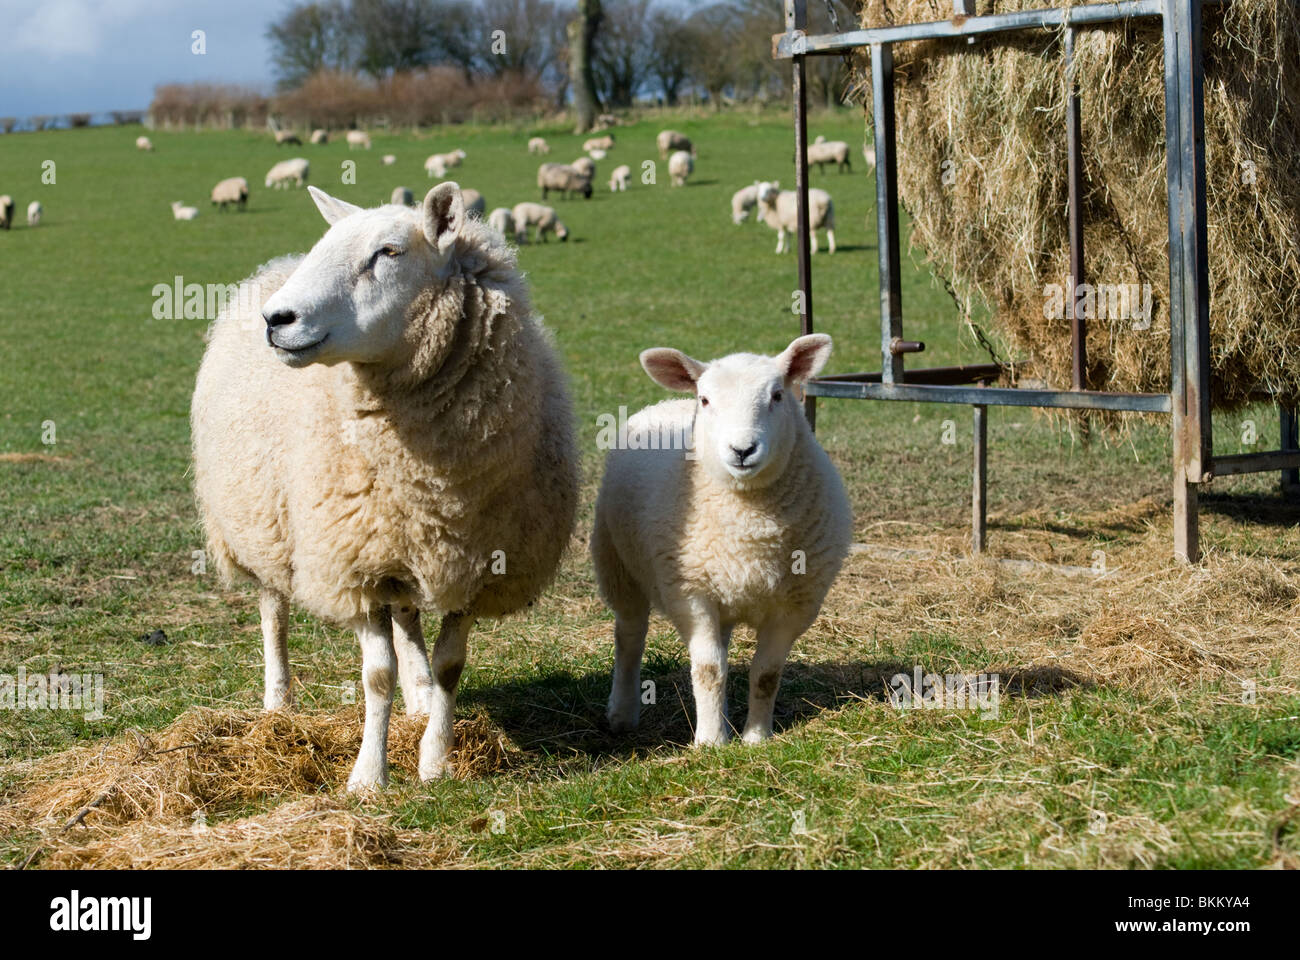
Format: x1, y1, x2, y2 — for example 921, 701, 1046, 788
266, 0, 355, 89
647, 7, 694, 106
593, 0, 652, 108
567, 0, 604, 132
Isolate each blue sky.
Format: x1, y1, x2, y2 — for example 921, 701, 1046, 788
0, 0, 281, 117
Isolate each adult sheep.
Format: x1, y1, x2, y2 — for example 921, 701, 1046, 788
425, 150, 466, 179
755, 181, 835, 254
347, 130, 372, 150
668, 150, 693, 187
592, 335, 851, 745
310, 129, 329, 145
731, 184, 759, 224
266, 157, 309, 189
569, 156, 596, 179
511, 202, 568, 243
461, 188, 486, 217
807, 135, 851, 174
211, 176, 249, 211
274, 130, 303, 147
583, 134, 614, 152
191, 183, 580, 790
391, 186, 414, 206
487, 206, 514, 238
0, 195, 13, 230
27, 200, 42, 227
528, 137, 550, 155
657, 129, 693, 159
537, 163, 592, 201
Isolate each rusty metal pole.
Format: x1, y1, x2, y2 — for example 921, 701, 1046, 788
788, 0, 816, 428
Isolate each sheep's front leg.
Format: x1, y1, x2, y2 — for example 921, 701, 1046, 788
827, 229, 836, 255
682, 607, 730, 746
348, 609, 396, 792
741, 612, 810, 743
607, 608, 649, 733
775, 228, 786, 255
259, 587, 291, 710
392, 605, 434, 716
811, 230, 819, 255
419, 611, 475, 781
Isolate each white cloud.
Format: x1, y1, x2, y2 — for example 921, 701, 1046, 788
10, 0, 171, 58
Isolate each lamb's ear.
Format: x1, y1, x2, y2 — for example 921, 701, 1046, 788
640, 348, 707, 394
308, 186, 361, 226
779, 334, 833, 384
422, 182, 465, 256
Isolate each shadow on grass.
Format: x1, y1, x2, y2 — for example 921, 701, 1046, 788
462, 656, 1085, 762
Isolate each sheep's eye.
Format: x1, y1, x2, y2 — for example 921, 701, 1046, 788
700, 396, 710, 408
382, 245, 402, 257
773, 390, 784, 403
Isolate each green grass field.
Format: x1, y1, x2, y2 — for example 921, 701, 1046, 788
2, 111, 1298, 868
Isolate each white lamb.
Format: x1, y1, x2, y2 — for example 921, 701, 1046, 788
382, 154, 397, 166
346, 130, 371, 150
511, 201, 568, 243
807, 135, 851, 174
171, 201, 199, 220
731, 184, 759, 224
136, 135, 154, 152
609, 164, 631, 192
587, 148, 607, 161
191, 183, 580, 790
27, 200, 42, 227
311, 129, 329, 145
591, 335, 852, 745
211, 176, 249, 210
668, 150, 693, 187
755, 181, 835, 254
528, 137, 550, 155
487, 206, 514, 237
425, 150, 466, 179
583, 134, 614, 152
0, 196, 13, 230
265, 157, 309, 189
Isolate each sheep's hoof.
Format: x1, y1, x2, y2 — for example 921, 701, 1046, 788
741, 728, 771, 744
606, 706, 640, 735
346, 763, 389, 793
692, 730, 730, 748
263, 688, 292, 711
418, 760, 453, 782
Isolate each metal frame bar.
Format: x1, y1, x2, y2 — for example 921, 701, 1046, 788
777, 0, 1250, 563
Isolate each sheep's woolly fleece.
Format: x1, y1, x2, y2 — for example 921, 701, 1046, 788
191, 210, 579, 624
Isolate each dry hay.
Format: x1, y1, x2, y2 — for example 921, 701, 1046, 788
1, 706, 518, 841
36, 797, 457, 869
850, 0, 1300, 412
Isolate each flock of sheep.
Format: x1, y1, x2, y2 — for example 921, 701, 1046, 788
0, 194, 41, 229
182, 119, 864, 790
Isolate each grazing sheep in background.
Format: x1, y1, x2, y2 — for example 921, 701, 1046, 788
807, 135, 851, 174
583, 134, 614, 152
862, 143, 876, 169
274, 130, 303, 147
609, 164, 631, 192
537, 163, 592, 201
425, 149, 466, 178
391, 186, 414, 206
211, 177, 249, 211
136, 135, 154, 151
511, 202, 568, 243
265, 158, 309, 189
191, 183, 580, 789
461, 188, 486, 217
382, 154, 397, 166
755, 181, 835, 254
528, 137, 550, 155
593, 113, 620, 131
0, 196, 13, 230
587, 148, 607, 161
570, 156, 596, 179
346, 130, 371, 150
310, 129, 329, 145
592, 335, 851, 746
668, 150, 694, 187
170, 201, 199, 220
26, 200, 42, 227
657, 129, 693, 158
731, 184, 759, 224
487, 206, 514, 237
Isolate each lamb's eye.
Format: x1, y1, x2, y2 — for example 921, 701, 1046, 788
700, 397, 710, 408
773, 390, 784, 403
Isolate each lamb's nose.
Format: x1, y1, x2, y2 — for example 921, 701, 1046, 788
263, 309, 297, 328
731, 443, 758, 465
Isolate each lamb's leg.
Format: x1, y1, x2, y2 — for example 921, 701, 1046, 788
392, 605, 434, 716
741, 612, 808, 743
259, 587, 291, 710
418, 611, 475, 781
607, 607, 650, 733
811, 230, 818, 255
682, 607, 730, 746
348, 609, 396, 792
827, 229, 836, 255
775, 228, 785, 254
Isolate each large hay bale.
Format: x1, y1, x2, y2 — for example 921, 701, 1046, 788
851, 0, 1300, 410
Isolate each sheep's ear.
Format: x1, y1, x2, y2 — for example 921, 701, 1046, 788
779, 334, 833, 384
308, 186, 361, 226
640, 348, 707, 393
423, 182, 465, 255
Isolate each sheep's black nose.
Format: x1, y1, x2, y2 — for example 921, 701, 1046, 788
264, 309, 297, 328
731, 444, 758, 465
